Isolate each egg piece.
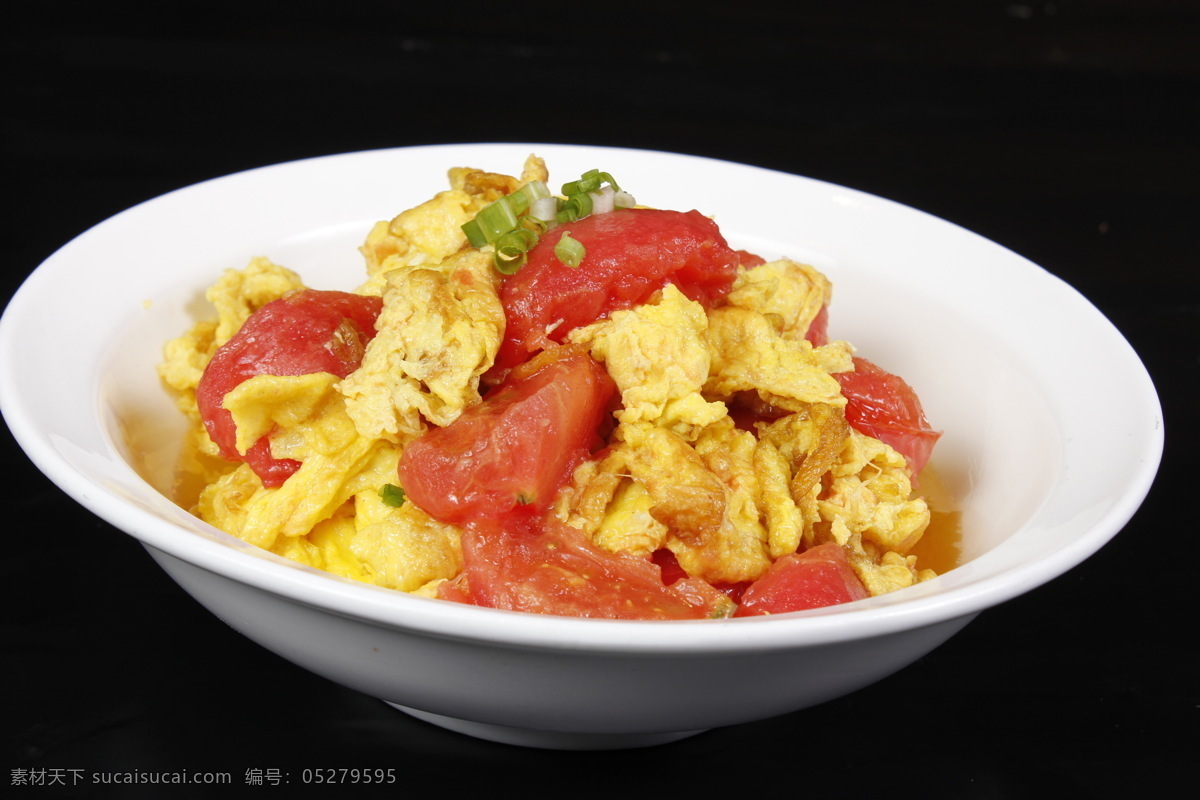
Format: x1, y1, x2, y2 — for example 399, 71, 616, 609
196, 375, 385, 549
347, 491, 463, 593
158, 319, 218, 424
559, 422, 772, 585
554, 452, 671, 557
271, 504, 374, 583
266, 439, 461, 591
704, 305, 849, 412
568, 284, 726, 439
725, 259, 831, 341
338, 248, 504, 443
818, 430, 931, 555
841, 534, 936, 596
755, 403, 852, 551
686, 417, 773, 582
751, 438, 805, 560
222, 372, 342, 456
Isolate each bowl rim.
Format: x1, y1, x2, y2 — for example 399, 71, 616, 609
0, 142, 1165, 655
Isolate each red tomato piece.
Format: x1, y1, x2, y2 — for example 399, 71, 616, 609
397, 345, 616, 526
196, 289, 383, 487
834, 357, 941, 475
733, 543, 869, 616
441, 518, 735, 620
493, 208, 741, 374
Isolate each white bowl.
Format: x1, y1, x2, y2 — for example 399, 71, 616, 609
0, 143, 1163, 750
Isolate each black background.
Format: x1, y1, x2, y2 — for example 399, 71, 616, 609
4, 2, 1196, 797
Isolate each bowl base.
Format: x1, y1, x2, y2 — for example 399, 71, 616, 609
386, 703, 707, 750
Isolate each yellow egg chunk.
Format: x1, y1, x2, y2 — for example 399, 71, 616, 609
725, 259, 831, 341
569, 284, 725, 440
818, 430, 931, 555
339, 249, 503, 443
704, 305, 850, 412
223, 372, 342, 456
271, 506, 373, 583
196, 378, 385, 549
348, 492, 462, 593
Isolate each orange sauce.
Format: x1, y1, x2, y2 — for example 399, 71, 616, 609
908, 508, 962, 574
906, 465, 963, 574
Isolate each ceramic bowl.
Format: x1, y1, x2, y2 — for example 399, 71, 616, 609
0, 143, 1163, 749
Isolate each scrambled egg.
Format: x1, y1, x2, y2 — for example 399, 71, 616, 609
159, 155, 940, 605
339, 249, 504, 443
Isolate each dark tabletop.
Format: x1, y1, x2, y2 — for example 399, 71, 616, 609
3, 2, 1196, 797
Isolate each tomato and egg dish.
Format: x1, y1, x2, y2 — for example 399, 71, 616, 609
159, 155, 944, 620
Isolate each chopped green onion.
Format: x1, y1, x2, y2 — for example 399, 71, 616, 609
494, 249, 526, 274
500, 226, 537, 250
520, 214, 550, 235
462, 218, 488, 248
493, 228, 537, 274
590, 186, 615, 215
529, 195, 558, 224
459, 170, 623, 275
562, 169, 620, 196
509, 180, 551, 215
557, 192, 593, 224
463, 195, 520, 245
555, 233, 586, 268
379, 483, 406, 507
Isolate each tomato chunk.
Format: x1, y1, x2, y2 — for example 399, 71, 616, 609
441, 518, 735, 620
397, 345, 616, 525
834, 357, 941, 475
196, 289, 382, 487
733, 543, 869, 616
494, 208, 741, 374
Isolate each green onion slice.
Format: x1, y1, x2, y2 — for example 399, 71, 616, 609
561, 169, 620, 196
555, 233, 586, 268
509, 180, 551, 215
557, 193, 593, 224
379, 483, 406, 507
493, 228, 537, 274
520, 214, 550, 235
462, 217, 488, 248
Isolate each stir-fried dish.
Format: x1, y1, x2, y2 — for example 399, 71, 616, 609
159, 155, 944, 619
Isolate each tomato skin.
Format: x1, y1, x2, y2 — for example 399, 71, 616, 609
440, 518, 734, 620
494, 208, 741, 374
196, 289, 383, 487
733, 543, 869, 616
397, 345, 617, 526
834, 357, 941, 475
